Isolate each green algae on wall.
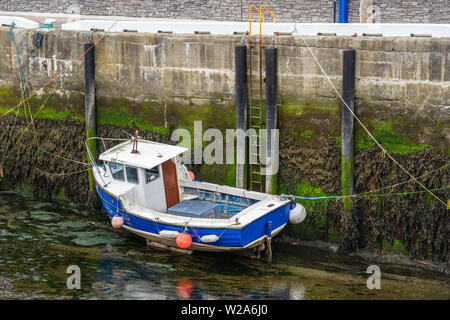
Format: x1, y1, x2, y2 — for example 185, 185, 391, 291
96, 96, 236, 140
279, 177, 334, 241
0, 87, 85, 122
278, 98, 340, 143
356, 122, 433, 155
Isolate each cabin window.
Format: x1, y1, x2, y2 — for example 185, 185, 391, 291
110, 163, 125, 181
126, 166, 139, 184
145, 167, 160, 183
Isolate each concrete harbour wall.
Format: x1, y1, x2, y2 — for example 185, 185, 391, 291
0, 28, 448, 261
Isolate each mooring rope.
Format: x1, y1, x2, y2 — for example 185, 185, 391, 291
34, 167, 90, 177
294, 29, 447, 208
282, 186, 449, 201
348, 163, 449, 199
38, 148, 89, 166
282, 162, 449, 201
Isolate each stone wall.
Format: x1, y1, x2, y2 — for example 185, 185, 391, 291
0, 29, 448, 152
0, 0, 449, 24
0, 28, 448, 260
349, 0, 450, 24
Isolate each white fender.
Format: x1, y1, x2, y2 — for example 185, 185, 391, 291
289, 203, 307, 224
159, 230, 179, 239
200, 234, 220, 243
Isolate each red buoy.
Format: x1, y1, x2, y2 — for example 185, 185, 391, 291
176, 232, 192, 249
111, 215, 124, 229
188, 170, 195, 180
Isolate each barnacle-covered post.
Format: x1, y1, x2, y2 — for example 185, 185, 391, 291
84, 42, 96, 191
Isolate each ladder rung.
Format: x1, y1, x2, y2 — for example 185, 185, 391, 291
251, 181, 262, 184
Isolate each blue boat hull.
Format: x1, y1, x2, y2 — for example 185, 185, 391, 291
96, 184, 290, 252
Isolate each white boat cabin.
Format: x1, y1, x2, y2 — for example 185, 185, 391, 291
98, 139, 189, 213
95, 137, 276, 223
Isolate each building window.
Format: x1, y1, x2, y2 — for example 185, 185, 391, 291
145, 167, 160, 183
126, 166, 139, 184
110, 163, 125, 181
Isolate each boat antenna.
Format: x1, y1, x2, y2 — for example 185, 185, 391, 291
131, 130, 140, 154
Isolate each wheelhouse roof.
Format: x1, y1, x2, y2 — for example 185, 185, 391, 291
99, 139, 188, 170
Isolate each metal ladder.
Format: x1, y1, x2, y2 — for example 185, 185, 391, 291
247, 5, 275, 193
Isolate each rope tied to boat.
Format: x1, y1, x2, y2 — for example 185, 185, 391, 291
154, 217, 162, 234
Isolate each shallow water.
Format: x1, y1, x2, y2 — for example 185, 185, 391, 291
0, 190, 448, 300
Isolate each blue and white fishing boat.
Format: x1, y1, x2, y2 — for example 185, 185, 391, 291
86, 134, 306, 258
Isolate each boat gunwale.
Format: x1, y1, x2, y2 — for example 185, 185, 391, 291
121, 223, 287, 252
94, 178, 290, 230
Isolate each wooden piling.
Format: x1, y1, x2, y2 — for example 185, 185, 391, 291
341, 50, 356, 211
235, 45, 248, 189
265, 47, 278, 194
84, 43, 96, 191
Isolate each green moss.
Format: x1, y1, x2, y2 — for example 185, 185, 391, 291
279, 179, 331, 241
86, 128, 96, 191
341, 157, 353, 211
380, 239, 408, 255
0, 88, 21, 106
55, 188, 66, 201
356, 122, 432, 154
279, 97, 340, 116
134, 119, 170, 136
97, 96, 235, 140
301, 129, 314, 141
270, 173, 278, 195
97, 106, 132, 127
278, 98, 340, 146
0, 87, 85, 122
198, 163, 235, 187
